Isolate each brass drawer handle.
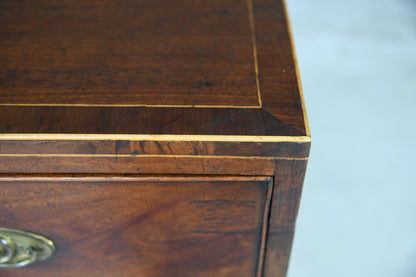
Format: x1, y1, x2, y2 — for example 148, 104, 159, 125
0, 228, 55, 268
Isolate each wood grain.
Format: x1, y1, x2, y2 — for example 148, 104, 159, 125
0, 176, 272, 277
0, 106, 305, 136
0, 0, 258, 107
263, 232, 294, 277
0, 0, 308, 137
254, 0, 306, 132
0, 0, 311, 276
0, 156, 278, 175
0, 139, 310, 158
263, 159, 309, 277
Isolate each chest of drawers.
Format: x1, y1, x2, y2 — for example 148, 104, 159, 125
0, 0, 310, 276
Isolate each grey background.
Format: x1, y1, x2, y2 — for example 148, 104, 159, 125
285, 0, 416, 276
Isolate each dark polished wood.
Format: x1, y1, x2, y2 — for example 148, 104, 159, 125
0, 176, 272, 277
0, 0, 307, 137
0, 0, 258, 107
255, 0, 306, 130
263, 159, 309, 276
0, 0, 310, 276
0, 106, 304, 136
0, 156, 279, 176
0, 139, 310, 158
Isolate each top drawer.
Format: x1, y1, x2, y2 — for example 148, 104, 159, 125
0, 176, 272, 277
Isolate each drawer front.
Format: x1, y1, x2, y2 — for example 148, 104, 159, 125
0, 176, 272, 277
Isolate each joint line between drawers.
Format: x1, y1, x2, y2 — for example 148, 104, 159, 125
256, 177, 274, 277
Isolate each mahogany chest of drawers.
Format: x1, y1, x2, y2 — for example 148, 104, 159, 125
0, 0, 310, 276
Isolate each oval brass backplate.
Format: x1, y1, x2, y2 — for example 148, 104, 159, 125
0, 228, 55, 268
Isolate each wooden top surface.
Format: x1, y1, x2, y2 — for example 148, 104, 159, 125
0, 0, 309, 141
0, 0, 259, 108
